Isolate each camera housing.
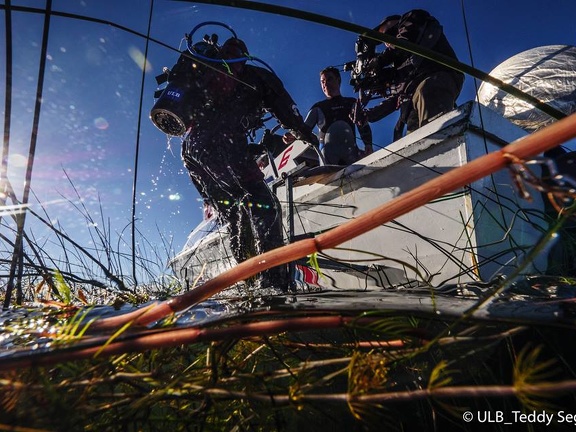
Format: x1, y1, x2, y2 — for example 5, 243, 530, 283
344, 36, 396, 97
150, 32, 222, 137
150, 47, 209, 137
150, 81, 197, 137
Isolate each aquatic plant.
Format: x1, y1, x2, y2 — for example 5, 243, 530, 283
2, 307, 576, 431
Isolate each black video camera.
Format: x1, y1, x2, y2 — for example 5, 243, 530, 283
344, 36, 396, 97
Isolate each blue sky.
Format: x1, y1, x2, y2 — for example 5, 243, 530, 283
0, 0, 575, 282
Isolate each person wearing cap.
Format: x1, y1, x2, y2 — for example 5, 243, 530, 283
180, 37, 317, 291
355, 9, 464, 140
284, 66, 373, 164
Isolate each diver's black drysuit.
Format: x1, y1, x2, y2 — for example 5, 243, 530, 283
179, 39, 315, 290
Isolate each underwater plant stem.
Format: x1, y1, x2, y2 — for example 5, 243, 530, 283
90, 111, 576, 331
192, 380, 576, 405
0, 315, 375, 370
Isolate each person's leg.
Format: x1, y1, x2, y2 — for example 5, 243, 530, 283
412, 71, 463, 128
237, 178, 288, 290
183, 137, 254, 265
183, 134, 289, 290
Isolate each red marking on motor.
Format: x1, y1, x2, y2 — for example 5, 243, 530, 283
278, 146, 293, 170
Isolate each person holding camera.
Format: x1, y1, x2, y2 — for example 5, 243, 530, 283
354, 9, 464, 140
178, 37, 317, 291
284, 66, 373, 164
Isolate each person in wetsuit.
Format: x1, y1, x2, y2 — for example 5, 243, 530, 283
355, 9, 464, 140
180, 37, 317, 291
285, 67, 373, 165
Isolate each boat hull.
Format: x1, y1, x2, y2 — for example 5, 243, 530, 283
170, 102, 548, 291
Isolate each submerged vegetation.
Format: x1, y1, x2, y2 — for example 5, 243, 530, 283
1, 297, 576, 431
2, 182, 576, 431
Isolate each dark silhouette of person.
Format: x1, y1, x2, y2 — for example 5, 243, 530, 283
171, 37, 316, 291
355, 9, 464, 140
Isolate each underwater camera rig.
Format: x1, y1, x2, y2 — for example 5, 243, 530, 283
344, 35, 396, 99
149, 22, 240, 137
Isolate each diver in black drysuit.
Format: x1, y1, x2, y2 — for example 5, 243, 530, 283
180, 38, 316, 291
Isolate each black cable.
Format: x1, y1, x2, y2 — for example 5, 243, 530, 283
0, 3, 182, 56
130, 0, 156, 289
459, 0, 509, 248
